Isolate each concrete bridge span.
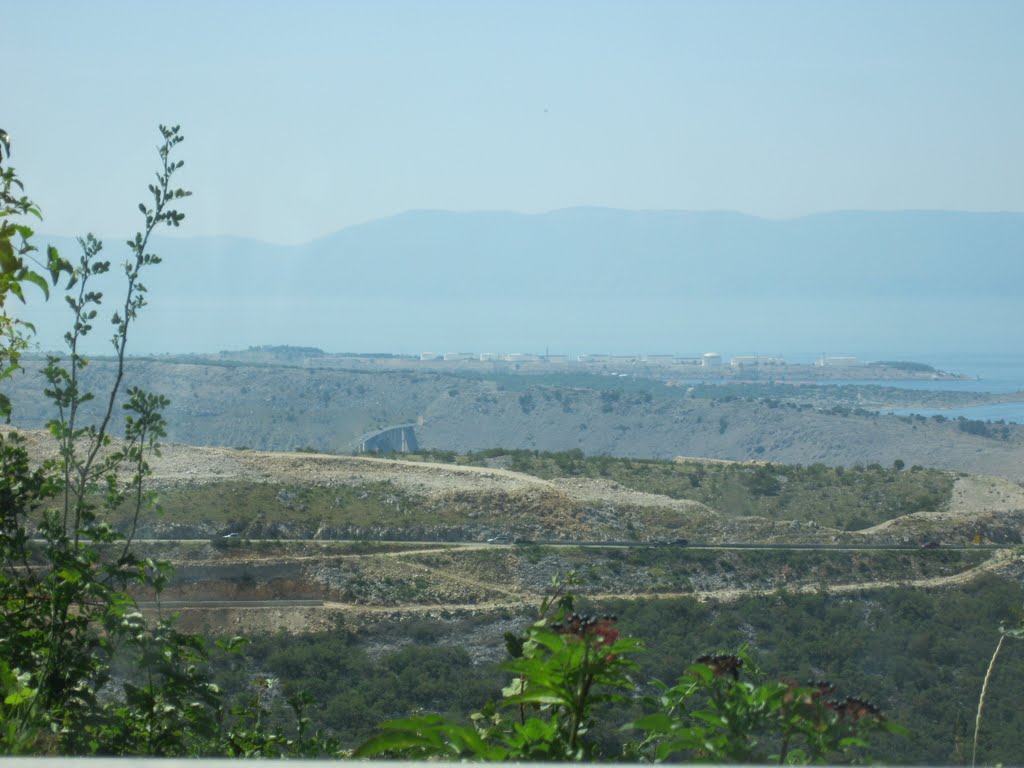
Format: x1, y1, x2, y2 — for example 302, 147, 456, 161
354, 423, 419, 454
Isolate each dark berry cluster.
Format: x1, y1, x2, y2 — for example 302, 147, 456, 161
788, 680, 885, 722
830, 696, 884, 722
807, 679, 837, 696
551, 613, 620, 647
695, 654, 743, 680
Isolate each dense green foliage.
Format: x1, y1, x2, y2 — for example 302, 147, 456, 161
221, 577, 1024, 763
0, 126, 221, 754
214, 629, 504, 747
409, 448, 955, 529
351, 580, 898, 762
614, 578, 1024, 765
0, 127, 340, 757
0, 128, 73, 419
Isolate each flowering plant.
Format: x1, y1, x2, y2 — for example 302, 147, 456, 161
626, 649, 905, 763
355, 578, 902, 763
355, 576, 642, 760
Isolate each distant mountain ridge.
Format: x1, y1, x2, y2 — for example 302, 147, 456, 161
28, 208, 1023, 355
43, 208, 1024, 298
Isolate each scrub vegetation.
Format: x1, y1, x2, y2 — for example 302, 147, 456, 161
408, 448, 956, 530
2, 126, 1022, 764
229, 578, 1021, 764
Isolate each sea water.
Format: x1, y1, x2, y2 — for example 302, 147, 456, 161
821, 353, 1024, 424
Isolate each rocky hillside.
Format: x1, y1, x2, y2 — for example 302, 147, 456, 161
8, 357, 1024, 480
12, 426, 1021, 644
12, 429, 1023, 549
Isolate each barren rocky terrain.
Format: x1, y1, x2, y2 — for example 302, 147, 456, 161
15, 425, 1023, 548
8, 356, 1024, 479
10, 363, 1024, 640
147, 441, 1024, 543
149, 543, 1023, 639
25, 435, 1001, 636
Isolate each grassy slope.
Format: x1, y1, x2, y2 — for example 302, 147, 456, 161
404, 450, 957, 530
119, 452, 959, 545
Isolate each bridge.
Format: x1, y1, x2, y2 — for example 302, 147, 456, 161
353, 423, 419, 454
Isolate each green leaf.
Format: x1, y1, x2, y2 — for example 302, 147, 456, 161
512, 716, 559, 742
47, 245, 62, 283
0, 238, 19, 273
353, 715, 472, 758
529, 627, 571, 653
4, 686, 37, 707
686, 663, 717, 684
838, 736, 869, 748
21, 269, 49, 299
356, 732, 441, 757
56, 568, 82, 583
883, 721, 911, 736
501, 677, 525, 698
692, 710, 728, 728
506, 690, 569, 707
625, 712, 674, 733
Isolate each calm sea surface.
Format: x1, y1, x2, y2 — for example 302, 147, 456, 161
820, 353, 1024, 424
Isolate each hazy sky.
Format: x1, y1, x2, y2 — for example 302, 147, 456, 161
8, 0, 1024, 245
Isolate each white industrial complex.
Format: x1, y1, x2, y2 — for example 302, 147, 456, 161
410, 352, 862, 368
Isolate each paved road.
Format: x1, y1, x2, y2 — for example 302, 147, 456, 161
135, 538, 1004, 552
137, 599, 324, 608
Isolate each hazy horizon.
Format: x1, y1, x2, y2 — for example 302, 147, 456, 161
8, 2, 1022, 362
16, 207, 1021, 362
8, 1, 1024, 243
31, 202, 1024, 250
